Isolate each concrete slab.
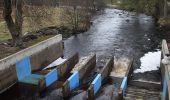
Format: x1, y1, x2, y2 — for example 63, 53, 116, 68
0, 35, 63, 93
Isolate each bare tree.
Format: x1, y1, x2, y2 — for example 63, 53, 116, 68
3, 0, 23, 47
164, 0, 168, 17
60, 0, 98, 32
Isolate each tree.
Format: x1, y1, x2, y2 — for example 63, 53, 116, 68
3, 0, 23, 47
163, 0, 168, 17
59, 0, 103, 32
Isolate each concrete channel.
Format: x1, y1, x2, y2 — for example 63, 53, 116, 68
0, 35, 169, 100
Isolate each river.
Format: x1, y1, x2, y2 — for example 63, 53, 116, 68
0, 8, 164, 100
64, 8, 162, 82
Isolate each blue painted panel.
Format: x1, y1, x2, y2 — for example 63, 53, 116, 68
16, 57, 32, 81
45, 69, 58, 87
68, 71, 79, 91
120, 77, 127, 96
92, 74, 102, 95
162, 73, 168, 100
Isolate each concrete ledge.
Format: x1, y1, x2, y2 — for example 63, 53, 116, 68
57, 53, 79, 78
0, 65, 17, 94
0, 35, 63, 93
88, 58, 113, 99
63, 53, 96, 98
128, 80, 161, 90
0, 34, 62, 70
100, 57, 113, 80
71, 53, 96, 80
44, 53, 79, 79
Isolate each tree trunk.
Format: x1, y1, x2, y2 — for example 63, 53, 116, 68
164, 0, 168, 17
3, 0, 23, 47
73, 6, 78, 33
15, 0, 23, 46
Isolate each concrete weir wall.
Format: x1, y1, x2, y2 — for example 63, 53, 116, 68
0, 34, 63, 93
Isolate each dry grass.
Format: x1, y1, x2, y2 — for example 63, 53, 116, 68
0, 22, 11, 41
23, 7, 62, 32
0, 7, 63, 59
0, 7, 63, 41
158, 17, 170, 26
26, 35, 55, 46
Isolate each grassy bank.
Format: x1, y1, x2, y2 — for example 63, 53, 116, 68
107, 0, 170, 32
0, 6, 92, 42
158, 17, 170, 31
0, 5, 96, 59
0, 7, 61, 41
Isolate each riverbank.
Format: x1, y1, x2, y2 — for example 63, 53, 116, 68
158, 17, 170, 32
0, 25, 88, 60
0, 6, 95, 59
107, 3, 170, 33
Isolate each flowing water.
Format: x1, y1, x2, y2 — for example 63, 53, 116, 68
0, 8, 165, 100
64, 8, 162, 81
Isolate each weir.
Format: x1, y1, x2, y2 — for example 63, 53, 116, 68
0, 34, 168, 100
62, 53, 96, 98
116, 39, 170, 100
